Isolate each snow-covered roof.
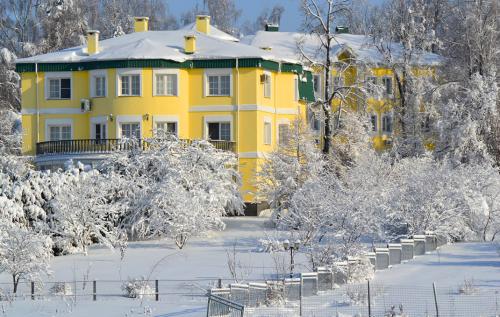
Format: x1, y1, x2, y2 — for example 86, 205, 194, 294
180, 22, 239, 42
242, 31, 443, 66
16, 30, 299, 65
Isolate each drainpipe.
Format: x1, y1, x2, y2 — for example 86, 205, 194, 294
236, 58, 240, 171
35, 61, 40, 143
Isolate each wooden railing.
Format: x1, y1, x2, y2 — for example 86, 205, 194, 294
36, 139, 236, 155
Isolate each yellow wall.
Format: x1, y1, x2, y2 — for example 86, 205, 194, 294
21, 66, 307, 204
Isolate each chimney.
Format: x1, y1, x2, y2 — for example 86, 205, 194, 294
184, 35, 196, 54
134, 17, 149, 32
265, 23, 279, 32
196, 15, 210, 34
87, 30, 100, 55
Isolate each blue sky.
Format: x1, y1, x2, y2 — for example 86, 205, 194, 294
168, 0, 304, 32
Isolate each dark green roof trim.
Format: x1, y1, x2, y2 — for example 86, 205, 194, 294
16, 58, 294, 73
299, 70, 315, 102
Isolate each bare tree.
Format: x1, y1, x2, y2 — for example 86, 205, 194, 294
299, 0, 351, 154
242, 5, 285, 35
204, 0, 241, 35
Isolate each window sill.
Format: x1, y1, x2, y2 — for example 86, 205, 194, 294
153, 94, 178, 97
206, 95, 231, 97
117, 95, 141, 97
47, 98, 71, 100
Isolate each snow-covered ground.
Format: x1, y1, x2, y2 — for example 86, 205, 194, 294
0, 217, 498, 317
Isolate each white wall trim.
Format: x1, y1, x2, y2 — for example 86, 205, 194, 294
115, 115, 142, 138
203, 68, 233, 97
90, 116, 109, 139
189, 104, 298, 114
152, 69, 180, 96
89, 69, 108, 98
44, 72, 73, 100
153, 115, 179, 136
190, 105, 236, 112
239, 152, 266, 158
116, 68, 142, 97
203, 115, 234, 141
263, 116, 272, 145
22, 108, 82, 115
44, 118, 74, 141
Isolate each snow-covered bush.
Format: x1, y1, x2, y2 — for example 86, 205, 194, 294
102, 136, 243, 249
50, 282, 73, 296
51, 170, 125, 255
121, 278, 154, 299
0, 223, 52, 293
345, 284, 369, 304
347, 258, 374, 284
458, 278, 478, 295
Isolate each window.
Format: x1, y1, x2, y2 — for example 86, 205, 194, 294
382, 77, 393, 95
333, 76, 343, 89
208, 122, 231, 141
155, 74, 178, 96
49, 125, 71, 141
48, 78, 71, 99
421, 113, 431, 132
370, 114, 378, 132
207, 74, 231, 96
94, 123, 106, 140
278, 124, 290, 146
121, 123, 140, 139
366, 76, 377, 95
156, 122, 178, 136
263, 73, 271, 98
308, 109, 321, 131
264, 121, 272, 145
294, 77, 299, 101
120, 75, 141, 96
382, 114, 393, 133
313, 74, 321, 96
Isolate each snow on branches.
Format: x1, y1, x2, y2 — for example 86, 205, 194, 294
102, 136, 244, 249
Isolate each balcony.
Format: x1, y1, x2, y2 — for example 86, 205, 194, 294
35, 139, 236, 156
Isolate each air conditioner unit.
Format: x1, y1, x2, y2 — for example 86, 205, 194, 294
80, 99, 91, 112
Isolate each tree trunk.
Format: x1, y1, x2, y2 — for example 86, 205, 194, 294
12, 274, 19, 294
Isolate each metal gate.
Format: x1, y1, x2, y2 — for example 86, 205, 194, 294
207, 294, 244, 317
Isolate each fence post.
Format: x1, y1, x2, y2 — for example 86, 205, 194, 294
367, 280, 371, 317
155, 280, 159, 301
31, 282, 35, 300
432, 282, 439, 317
93, 280, 97, 301
299, 274, 303, 317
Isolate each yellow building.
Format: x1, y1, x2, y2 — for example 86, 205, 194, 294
16, 16, 315, 215
244, 27, 441, 151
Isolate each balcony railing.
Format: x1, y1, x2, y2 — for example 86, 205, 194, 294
35, 139, 236, 156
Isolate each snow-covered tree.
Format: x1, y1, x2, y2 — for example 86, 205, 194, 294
255, 118, 324, 218
0, 222, 52, 293
0, 109, 21, 154
241, 5, 285, 35
205, 0, 241, 36
102, 136, 243, 249
51, 170, 124, 255
299, 0, 352, 154
0, 48, 20, 111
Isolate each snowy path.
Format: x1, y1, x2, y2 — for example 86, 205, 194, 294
0, 218, 498, 316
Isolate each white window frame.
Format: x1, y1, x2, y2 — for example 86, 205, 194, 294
382, 76, 393, 96
294, 76, 299, 101
313, 74, 322, 98
382, 112, 394, 134
153, 115, 179, 137
90, 116, 109, 139
116, 69, 142, 97
204, 69, 233, 97
370, 113, 378, 132
276, 118, 290, 146
115, 115, 142, 138
152, 69, 179, 96
203, 115, 233, 141
263, 117, 272, 145
44, 72, 72, 100
366, 76, 378, 96
44, 118, 73, 141
90, 70, 108, 98
263, 71, 272, 98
